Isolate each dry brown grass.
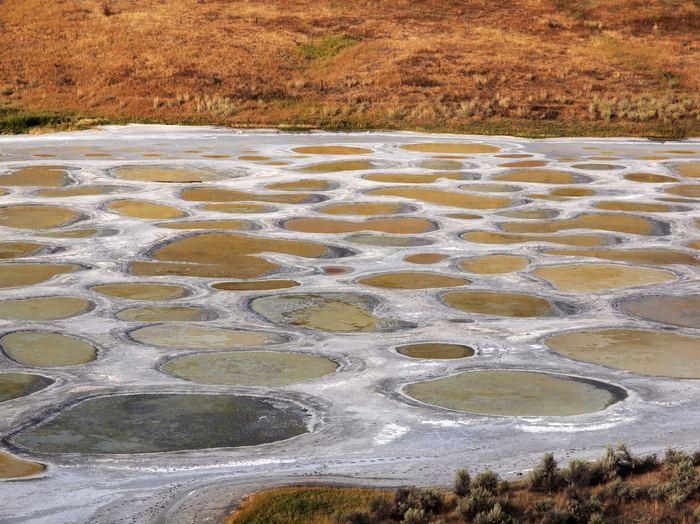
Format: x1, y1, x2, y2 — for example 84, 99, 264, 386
1, 0, 699, 136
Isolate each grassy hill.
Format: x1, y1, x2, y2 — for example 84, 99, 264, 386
1, 0, 699, 136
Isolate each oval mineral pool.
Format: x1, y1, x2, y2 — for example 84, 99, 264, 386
493, 169, 580, 184
0, 296, 93, 320
620, 294, 700, 328
112, 166, 223, 183
0, 166, 72, 187
10, 393, 309, 454
0, 331, 97, 367
664, 184, 700, 198
0, 241, 47, 259
364, 172, 464, 184
182, 188, 324, 204
0, 452, 44, 479
202, 203, 274, 214
212, 280, 299, 291
0, 373, 53, 403
461, 231, 615, 247
541, 248, 698, 265
129, 324, 286, 348
623, 173, 678, 183
396, 343, 474, 359
91, 282, 188, 301
458, 255, 529, 274
496, 209, 560, 220
670, 162, 700, 178
545, 328, 700, 378
133, 232, 336, 279
0, 204, 82, 229
36, 185, 124, 198
499, 213, 662, 236
366, 187, 513, 209
403, 253, 449, 264
250, 293, 411, 333
116, 305, 213, 322
266, 179, 335, 191
0, 263, 80, 289
162, 351, 338, 386
283, 217, 436, 234
358, 272, 469, 289
156, 219, 256, 231
347, 233, 434, 247
298, 160, 374, 173
532, 263, 676, 292
441, 290, 561, 317
105, 199, 185, 219
571, 163, 624, 170
318, 202, 408, 215
404, 370, 623, 416
400, 143, 500, 154
292, 146, 372, 155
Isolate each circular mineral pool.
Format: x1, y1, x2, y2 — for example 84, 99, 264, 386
162, 351, 338, 386
404, 370, 624, 416
10, 393, 310, 454
396, 343, 474, 359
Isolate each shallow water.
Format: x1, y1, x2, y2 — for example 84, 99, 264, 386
116, 305, 213, 322
546, 328, 700, 378
0, 263, 79, 288
1, 127, 699, 519
620, 294, 700, 328
0, 452, 44, 479
162, 351, 337, 386
0, 165, 71, 187
1, 331, 97, 367
493, 169, 579, 184
400, 143, 500, 154
283, 217, 436, 234
396, 343, 474, 359
0, 296, 92, 320
0, 204, 82, 229
358, 271, 469, 289
129, 324, 285, 349
533, 263, 676, 292
458, 255, 529, 274
10, 394, 309, 453
405, 370, 621, 416
112, 166, 223, 183
441, 290, 560, 317
250, 293, 409, 333
181, 187, 323, 204
318, 202, 408, 215
0, 373, 53, 403
135, 232, 335, 279
366, 187, 513, 209
499, 213, 660, 236
91, 282, 187, 301
0, 241, 47, 259
106, 199, 185, 219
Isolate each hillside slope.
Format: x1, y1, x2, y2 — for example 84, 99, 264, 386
1, 0, 699, 136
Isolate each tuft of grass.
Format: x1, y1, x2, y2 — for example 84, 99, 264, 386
298, 34, 360, 61
227, 486, 389, 524
0, 106, 67, 134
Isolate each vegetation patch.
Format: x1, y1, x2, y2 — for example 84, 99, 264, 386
297, 35, 361, 61
226, 445, 700, 523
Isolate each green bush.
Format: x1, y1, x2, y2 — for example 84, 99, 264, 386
472, 471, 500, 495
563, 459, 592, 488
454, 468, 471, 497
458, 487, 496, 519
528, 453, 563, 492
473, 503, 514, 524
